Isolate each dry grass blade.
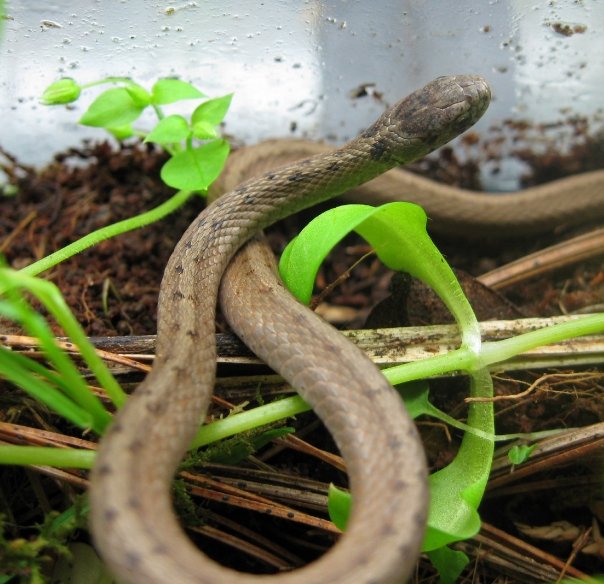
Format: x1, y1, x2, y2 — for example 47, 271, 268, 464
479, 227, 604, 290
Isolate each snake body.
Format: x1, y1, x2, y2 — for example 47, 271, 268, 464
90, 75, 492, 583
214, 142, 604, 237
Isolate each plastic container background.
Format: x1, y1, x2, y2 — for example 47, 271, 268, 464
1, 1, 602, 189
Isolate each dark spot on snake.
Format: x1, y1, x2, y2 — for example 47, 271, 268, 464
387, 437, 403, 450
237, 481, 247, 488
293, 312, 308, 325
211, 218, 225, 230
266, 173, 275, 180
325, 343, 342, 355
369, 137, 387, 160
153, 543, 169, 555
235, 185, 248, 193
128, 438, 144, 452
0, 336, 7, 342
146, 400, 167, 415
173, 291, 185, 301
186, 329, 199, 338
96, 463, 113, 476
393, 479, 408, 491
287, 172, 304, 182
222, 495, 230, 502
361, 120, 380, 139
174, 264, 184, 274
103, 507, 118, 523
264, 508, 272, 514
414, 509, 426, 527
184, 240, 192, 249
244, 194, 254, 204
124, 550, 142, 569
398, 541, 413, 558
287, 512, 295, 518
380, 522, 395, 537
128, 496, 141, 510
110, 421, 124, 434
198, 218, 207, 228
327, 161, 340, 172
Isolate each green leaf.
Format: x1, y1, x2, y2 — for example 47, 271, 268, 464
422, 368, 494, 551
79, 87, 145, 128
160, 139, 230, 191
278, 202, 480, 348
108, 125, 134, 140
427, 546, 470, 584
191, 119, 218, 140
327, 484, 351, 531
40, 78, 81, 105
145, 115, 190, 145
125, 83, 151, 107
191, 93, 233, 126
151, 78, 205, 105
508, 443, 537, 464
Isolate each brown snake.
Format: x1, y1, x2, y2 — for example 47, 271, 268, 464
90, 75, 494, 583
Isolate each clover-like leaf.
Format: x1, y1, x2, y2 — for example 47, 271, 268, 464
192, 93, 233, 126
160, 139, 230, 191
79, 88, 145, 128
151, 78, 205, 105
145, 115, 190, 145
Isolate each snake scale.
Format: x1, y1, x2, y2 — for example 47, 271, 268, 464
89, 74, 603, 583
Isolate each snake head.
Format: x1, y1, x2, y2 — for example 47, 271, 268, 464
361, 74, 491, 164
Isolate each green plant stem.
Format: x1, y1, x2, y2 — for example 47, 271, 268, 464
190, 395, 310, 449
0, 446, 95, 469
18, 189, 195, 278
479, 313, 604, 365
384, 313, 604, 386
80, 77, 134, 90
152, 103, 164, 120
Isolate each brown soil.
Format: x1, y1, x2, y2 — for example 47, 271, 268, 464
0, 137, 602, 582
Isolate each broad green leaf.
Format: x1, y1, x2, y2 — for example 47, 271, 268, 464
79, 88, 145, 128
145, 114, 190, 145
192, 93, 233, 126
151, 78, 205, 105
278, 202, 480, 348
279, 204, 376, 305
40, 78, 81, 105
160, 139, 230, 191
327, 484, 350, 531
423, 368, 494, 551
